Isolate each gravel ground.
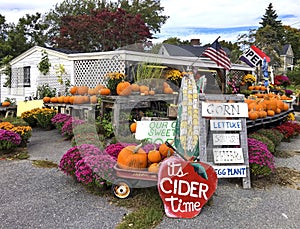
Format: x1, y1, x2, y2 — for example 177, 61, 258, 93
0, 128, 299, 229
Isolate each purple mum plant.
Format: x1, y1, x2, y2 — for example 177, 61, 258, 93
0, 129, 21, 150
61, 117, 85, 139
51, 113, 71, 132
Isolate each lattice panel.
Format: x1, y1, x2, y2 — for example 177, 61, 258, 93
37, 72, 71, 96
74, 57, 125, 88
11, 67, 25, 96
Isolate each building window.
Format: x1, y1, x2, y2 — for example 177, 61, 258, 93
23, 66, 31, 87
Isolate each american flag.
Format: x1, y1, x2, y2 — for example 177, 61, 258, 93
202, 38, 231, 70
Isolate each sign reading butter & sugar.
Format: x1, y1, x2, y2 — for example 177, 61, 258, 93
201, 102, 248, 117
135, 120, 176, 144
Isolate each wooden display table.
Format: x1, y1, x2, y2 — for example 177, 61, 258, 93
0, 106, 17, 118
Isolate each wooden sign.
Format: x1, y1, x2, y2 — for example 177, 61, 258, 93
135, 120, 176, 144
213, 165, 247, 178
158, 156, 218, 218
202, 102, 248, 118
213, 134, 240, 145
17, 100, 44, 117
210, 119, 242, 131
213, 148, 244, 163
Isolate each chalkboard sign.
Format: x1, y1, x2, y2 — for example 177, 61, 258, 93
199, 94, 251, 189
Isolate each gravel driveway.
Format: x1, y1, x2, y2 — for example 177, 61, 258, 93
0, 128, 299, 229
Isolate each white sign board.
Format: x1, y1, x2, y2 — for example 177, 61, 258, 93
213, 148, 244, 163
213, 166, 247, 178
135, 120, 176, 144
202, 102, 248, 118
213, 134, 240, 145
210, 119, 242, 131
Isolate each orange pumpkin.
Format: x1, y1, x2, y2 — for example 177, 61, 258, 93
99, 88, 111, 96
69, 96, 75, 104
117, 81, 131, 96
43, 97, 51, 103
267, 110, 275, 116
2, 101, 10, 107
131, 84, 140, 92
117, 143, 148, 170
50, 97, 58, 103
95, 84, 106, 93
57, 96, 65, 103
159, 143, 174, 157
70, 86, 78, 95
148, 163, 160, 173
63, 96, 71, 104
163, 87, 173, 94
248, 110, 258, 120
248, 86, 255, 90
282, 103, 289, 111
149, 90, 155, 95
77, 86, 89, 95
148, 147, 162, 163
88, 88, 97, 95
130, 122, 137, 133
139, 85, 149, 93
90, 95, 98, 104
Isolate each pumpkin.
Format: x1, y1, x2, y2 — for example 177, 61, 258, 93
148, 163, 160, 173
131, 84, 140, 92
57, 96, 65, 103
95, 84, 106, 93
283, 103, 289, 111
248, 86, 254, 90
69, 96, 75, 104
139, 85, 149, 93
70, 86, 78, 95
267, 110, 275, 116
117, 143, 148, 170
149, 90, 155, 96
73, 95, 88, 104
63, 96, 71, 104
159, 142, 174, 157
117, 81, 131, 96
163, 86, 173, 94
147, 146, 162, 163
130, 121, 137, 133
50, 97, 58, 103
90, 95, 98, 104
99, 88, 111, 96
43, 97, 51, 103
88, 88, 97, 95
77, 86, 89, 95
2, 101, 10, 107
248, 110, 258, 120
163, 82, 170, 88
275, 108, 281, 114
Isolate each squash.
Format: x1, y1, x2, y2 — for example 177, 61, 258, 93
88, 88, 97, 95
159, 142, 174, 157
90, 95, 98, 104
57, 96, 65, 103
130, 121, 137, 133
267, 110, 275, 116
69, 96, 75, 104
147, 146, 162, 163
70, 86, 78, 95
248, 110, 258, 120
95, 84, 106, 93
43, 97, 51, 103
117, 81, 131, 96
148, 163, 160, 173
2, 101, 10, 107
131, 84, 140, 92
149, 90, 155, 96
163, 86, 173, 94
50, 97, 58, 103
139, 85, 149, 93
99, 88, 111, 96
63, 96, 71, 104
77, 86, 89, 95
117, 143, 148, 170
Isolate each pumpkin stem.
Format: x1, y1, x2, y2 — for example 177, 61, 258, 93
152, 144, 156, 151
133, 143, 143, 153
167, 140, 174, 145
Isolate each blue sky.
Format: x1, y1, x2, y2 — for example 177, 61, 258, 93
1, 0, 300, 45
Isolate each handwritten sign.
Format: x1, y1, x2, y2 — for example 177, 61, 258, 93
202, 102, 248, 118
213, 148, 244, 163
213, 165, 247, 178
210, 119, 242, 131
158, 156, 218, 218
213, 134, 240, 145
135, 120, 176, 144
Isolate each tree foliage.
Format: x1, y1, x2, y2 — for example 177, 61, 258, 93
162, 37, 190, 45
54, 8, 152, 52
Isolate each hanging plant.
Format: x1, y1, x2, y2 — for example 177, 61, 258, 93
37, 50, 51, 75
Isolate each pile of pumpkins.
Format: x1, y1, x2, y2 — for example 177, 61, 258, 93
42, 84, 108, 105
114, 81, 174, 96
245, 93, 290, 120
117, 142, 175, 173
248, 85, 268, 91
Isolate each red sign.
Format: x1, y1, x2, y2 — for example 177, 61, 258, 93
158, 156, 218, 218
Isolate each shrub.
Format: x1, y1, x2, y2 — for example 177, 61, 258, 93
71, 133, 102, 148
248, 138, 275, 177
51, 113, 71, 132
274, 121, 300, 139
256, 128, 284, 147
35, 108, 57, 129
248, 132, 276, 154
61, 118, 85, 139
0, 129, 21, 151
59, 146, 82, 176
21, 108, 41, 127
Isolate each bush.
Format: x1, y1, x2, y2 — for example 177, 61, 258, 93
274, 121, 300, 139
51, 113, 71, 132
35, 108, 57, 129
0, 129, 21, 151
248, 138, 275, 177
256, 128, 284, 147
248, 132, 276, 154
61, 118, 85, 139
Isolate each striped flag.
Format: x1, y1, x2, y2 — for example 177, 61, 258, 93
202, 37, 231, 70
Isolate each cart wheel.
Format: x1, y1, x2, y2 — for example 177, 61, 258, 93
112, 180, 132, 199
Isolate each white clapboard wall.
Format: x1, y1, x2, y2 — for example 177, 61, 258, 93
198, 94, 251, 189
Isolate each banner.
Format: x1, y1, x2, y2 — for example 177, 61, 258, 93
239, 45, 270, 67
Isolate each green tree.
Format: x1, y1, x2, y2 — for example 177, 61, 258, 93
283, 25, 300, 63
162, 37, 190, 45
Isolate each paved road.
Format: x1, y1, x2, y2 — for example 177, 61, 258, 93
0, 128, 299, 229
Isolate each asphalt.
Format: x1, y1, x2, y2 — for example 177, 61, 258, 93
1, 126, 300, 229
